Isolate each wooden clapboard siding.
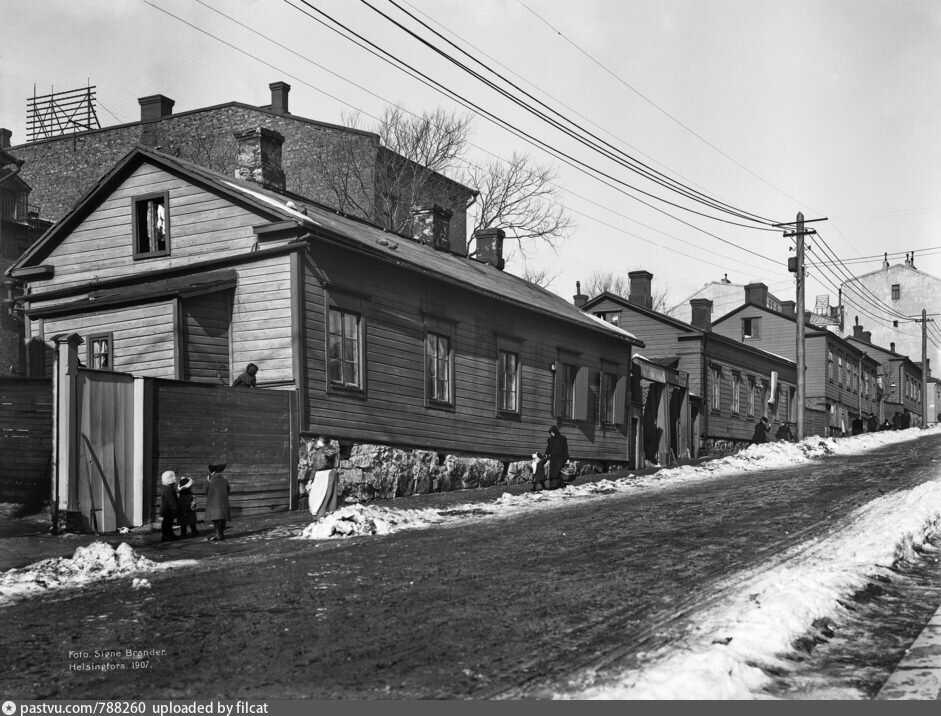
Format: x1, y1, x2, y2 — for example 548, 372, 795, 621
711, 308, 801, 361
28, 164, 269, 292
230, 255, 295, 385
0, 378, 53, 508
181, 291, 232, 384
151, 380, 294, 518
39, 303, 178, 378
301, 247, 632, 461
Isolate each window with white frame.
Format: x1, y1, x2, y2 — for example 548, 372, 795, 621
328, 307, 362, 390
710, 366, 721, 413
731, 373, 741, 414
747, 377, 756, 417
88, 333, 112, 371
425, 331, 453, 405
133, 192, 169, 258
742, 317, 760, 340
497, 348, 520, 414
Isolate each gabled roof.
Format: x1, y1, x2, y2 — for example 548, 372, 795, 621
11, 146, 639, 346
843, 261, 940, 284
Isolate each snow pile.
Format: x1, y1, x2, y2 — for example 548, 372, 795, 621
0, 542, 193, 606
569, 476, 941, 700
296, 427, 937, 541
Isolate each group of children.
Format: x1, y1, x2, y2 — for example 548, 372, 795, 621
159, 464, 231, 542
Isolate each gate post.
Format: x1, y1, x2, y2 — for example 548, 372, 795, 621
52, 333, 82, 532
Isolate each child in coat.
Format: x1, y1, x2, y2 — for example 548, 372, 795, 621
159, 470, 179, 542
204, 463, 231, 542
177, 476, 199, 538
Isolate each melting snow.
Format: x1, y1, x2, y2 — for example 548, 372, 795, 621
0, 542, 194, 607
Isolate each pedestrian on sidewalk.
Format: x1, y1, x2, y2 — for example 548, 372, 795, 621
204, 464, 231, 541
751, 416, 770, 445
177, 476, 199, 538
304, 436, 339, 520
159, 470, 180, 542
545, 425, 570, 490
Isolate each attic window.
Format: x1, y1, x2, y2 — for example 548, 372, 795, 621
133, 192, 169, 258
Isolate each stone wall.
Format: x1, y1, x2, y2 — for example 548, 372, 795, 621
298, 437, 615, 504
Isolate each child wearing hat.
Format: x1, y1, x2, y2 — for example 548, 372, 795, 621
177, 476, 199, 538
159, 470, 180, 542
204, 464, 230, 542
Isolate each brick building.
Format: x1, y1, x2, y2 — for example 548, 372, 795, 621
3, 80, 476, 254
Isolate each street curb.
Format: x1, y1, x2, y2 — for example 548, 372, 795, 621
875, 607, 941, 700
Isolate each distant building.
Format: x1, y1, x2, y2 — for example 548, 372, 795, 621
845, 323, 924, 426
841, 254, 941, 379
666, 274, 783, 323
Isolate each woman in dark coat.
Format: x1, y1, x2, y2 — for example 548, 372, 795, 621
545, 425, 570, 489
159, 470, 179, 542
204, 464, 231, 541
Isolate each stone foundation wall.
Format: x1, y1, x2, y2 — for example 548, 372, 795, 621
298, 437, 619, 504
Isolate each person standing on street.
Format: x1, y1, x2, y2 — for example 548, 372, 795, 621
751, 416, 770, 445
159, 470, 180, 542
205, 463, 231, 541
304, 437, 340, 519
545, 425, 570, 489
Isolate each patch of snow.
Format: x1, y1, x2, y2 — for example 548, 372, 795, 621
295, 427, 938, 541
0, 542, 195, 607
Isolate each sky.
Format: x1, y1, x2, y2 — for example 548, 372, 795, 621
2, 0, 941, 319
3, 425, 940, 699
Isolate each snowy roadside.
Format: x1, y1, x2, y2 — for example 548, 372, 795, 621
300, 426, 940, 540
0, 542, 197, 608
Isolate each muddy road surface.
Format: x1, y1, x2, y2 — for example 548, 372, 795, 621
2, 433, 940, 699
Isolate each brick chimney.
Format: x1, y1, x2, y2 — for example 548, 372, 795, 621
472, 227, 504, 269
853, 324, 865, 340
0, 128, 11, 149
628, 270, 653, 309
412, 204, 453, 251
890, 342, 896, 353
234, 127, 286, 192
780, 300, 796, 317
573, 281, 588, 308
269, 81, 291, 114
138, 95, 175, 123
690, 298, 713, 332
862, 330, 871, 343
745, 282, 768, 307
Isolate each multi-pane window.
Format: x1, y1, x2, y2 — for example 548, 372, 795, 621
731, 374, 741, 414
742, 317, 760, 339
594, 311, 620, 326
710, 366, 721, 412
891, 284, 900, 300
561, 363, 578, 419
747, 378, 756, 417
838, 356, 844, 386
328, 307, 361, 388
753, 382, 762, 417
426, 332, 452, 403
88, 334, 112, 370
600, 372, 616, 423
497, 349, 519, 413
133, 193, 169, 257
827, 351, 834, 381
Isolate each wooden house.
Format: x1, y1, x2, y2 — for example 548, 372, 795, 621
6, 136, 643, 474
582, 271, 798, 456
846, 323, 923, 425
710, 284, 881, 436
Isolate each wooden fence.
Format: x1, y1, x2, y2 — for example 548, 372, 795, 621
0, 377, 53, 510
150, 379, 298, 521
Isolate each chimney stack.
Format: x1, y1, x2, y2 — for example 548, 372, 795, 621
883, 252, 889, 270
862, 331, 871, 343
138, 95, 175, 123
412, 204, 453, 251
472, 227, 505, 269
0, 128, 11, 149
269, 81, 291, 114
853, 324, 865, 339
573, 281, 588, 308
628, 270, 653, 309
690, 298, 713, 332
780, 300, 796, 316
234, 127, 286, 192
745, 282, 769, 308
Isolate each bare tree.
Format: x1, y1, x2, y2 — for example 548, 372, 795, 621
465, 152, 573, 256
517, 263, 558, 289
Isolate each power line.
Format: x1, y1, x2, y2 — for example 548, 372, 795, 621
372, 0, 781, 229
515, 0, 812, 212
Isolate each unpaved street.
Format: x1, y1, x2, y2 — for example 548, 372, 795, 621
2, 433, 940, 699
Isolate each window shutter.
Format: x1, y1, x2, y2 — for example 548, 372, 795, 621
553, 365, 563, 417
613, 374, 627, 425
574, 365, 590, 421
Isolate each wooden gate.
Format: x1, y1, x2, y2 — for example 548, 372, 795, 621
74, 369, 137, 532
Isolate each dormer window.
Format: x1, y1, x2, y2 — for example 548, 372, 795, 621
133, 192, 169, 258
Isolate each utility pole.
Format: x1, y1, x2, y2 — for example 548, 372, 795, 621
909, 310, 938, 426
776, 213, 826, 440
